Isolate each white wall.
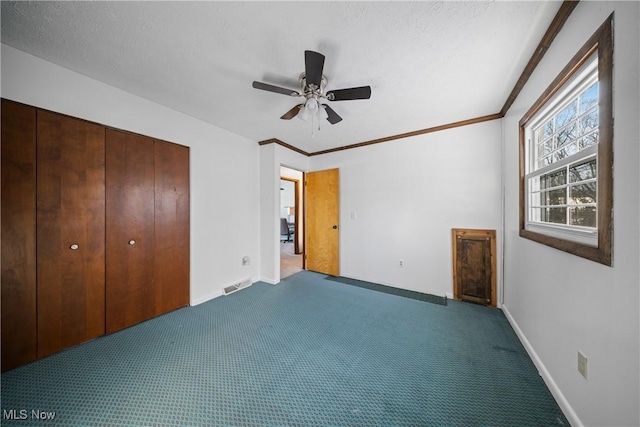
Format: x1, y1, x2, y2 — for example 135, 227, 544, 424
309, 120, 503, 299
1, 45, 262, 306
501, 2, 640, 426
259, 143, 309, 284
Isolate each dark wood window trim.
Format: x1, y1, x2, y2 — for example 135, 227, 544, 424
519, 14, 613, 266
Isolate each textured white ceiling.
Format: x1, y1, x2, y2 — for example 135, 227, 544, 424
1, 1, 561, 153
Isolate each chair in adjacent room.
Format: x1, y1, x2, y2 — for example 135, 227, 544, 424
280, 218, 293, 243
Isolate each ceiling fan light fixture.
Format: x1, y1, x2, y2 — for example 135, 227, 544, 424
297, 105, 311, 121
305, 97, 318, 111
318, 105, 328, 120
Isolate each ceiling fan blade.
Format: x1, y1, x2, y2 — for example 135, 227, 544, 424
280, 104, 303, 120
252, 81, 300, 97
305, 50, 325, 89
322, 105, 342, 124
327, 86, 372, 101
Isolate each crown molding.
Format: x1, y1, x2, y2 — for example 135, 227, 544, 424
258, 138, 311, 157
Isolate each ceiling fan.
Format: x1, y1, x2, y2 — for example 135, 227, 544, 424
252, 50, 372, 125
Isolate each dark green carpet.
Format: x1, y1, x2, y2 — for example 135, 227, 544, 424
1, 271, 568, 426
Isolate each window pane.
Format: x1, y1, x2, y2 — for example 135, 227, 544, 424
555, 101, 577, 128
580, 108, 598, 134
540, 169, 566, 189
554, 147, 571, 162
543, 188, 566, 205
569, 159, 597, 182
580, 82, 598, 112
543, 120, 554, 139
580, 130, 599, 149
537, 138, 553, 156
542, 207, 567, 224
556, 122, 578, 148
569, 183, 596, 204
569, 206, 596, 227
538, 155, 552, 168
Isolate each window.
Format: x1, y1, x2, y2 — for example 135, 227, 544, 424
519, 15, 613, 266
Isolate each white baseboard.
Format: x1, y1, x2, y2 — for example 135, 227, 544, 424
260, 277, 279, 285
190, 289, 223, 306
445, 292, 454, 300
192, 277, 261, 305
502, 304, 582, 427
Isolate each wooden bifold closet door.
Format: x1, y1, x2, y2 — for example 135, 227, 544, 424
106, 130, 190, 333
36, 110, 106, 358
105, 129, 156, 333
1, 100, 37, 371
1, 100, 190, 370
154, 140, 190, 316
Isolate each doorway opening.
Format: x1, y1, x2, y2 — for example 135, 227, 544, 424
280, 166, 303, 279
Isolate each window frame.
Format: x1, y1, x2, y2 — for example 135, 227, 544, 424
519, 15, 613, 266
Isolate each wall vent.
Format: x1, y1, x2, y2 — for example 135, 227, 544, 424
223, 278, 252, 296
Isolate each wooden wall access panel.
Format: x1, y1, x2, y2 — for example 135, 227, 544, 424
36, 111, 106, 357
106, 129, 156, 333
154, 140, 190, 315
452, 229, 496, 307
1, 100, 37, 371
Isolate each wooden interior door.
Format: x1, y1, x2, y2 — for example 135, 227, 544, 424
36, 110, 106, 357
452, 229, 496, 307
1, 100, 37, 371
106, 129, 156, 333
305, 168, 339, 276
154, 140, 190, 315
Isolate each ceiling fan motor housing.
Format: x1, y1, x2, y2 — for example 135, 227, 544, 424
299, 72, 328, 101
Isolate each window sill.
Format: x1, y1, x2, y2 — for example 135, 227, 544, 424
525, 222, 597, 247
519, 228, 611, 266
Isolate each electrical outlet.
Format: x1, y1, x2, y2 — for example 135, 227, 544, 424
578, 351, 588, 379
242, 256, 250, 266
399, 259, 404, 267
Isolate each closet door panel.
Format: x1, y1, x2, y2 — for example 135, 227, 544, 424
154, 141, 190, 315
36, 111, 106, 358
1, 100, 37, 371
105, 129, 155, 333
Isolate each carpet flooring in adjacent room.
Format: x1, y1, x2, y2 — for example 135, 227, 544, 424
1, 271, 568, 426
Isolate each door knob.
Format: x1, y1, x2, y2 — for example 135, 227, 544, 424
69, 244, 79, 250
128, 240, 136, 245
332, 225, 338, 229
